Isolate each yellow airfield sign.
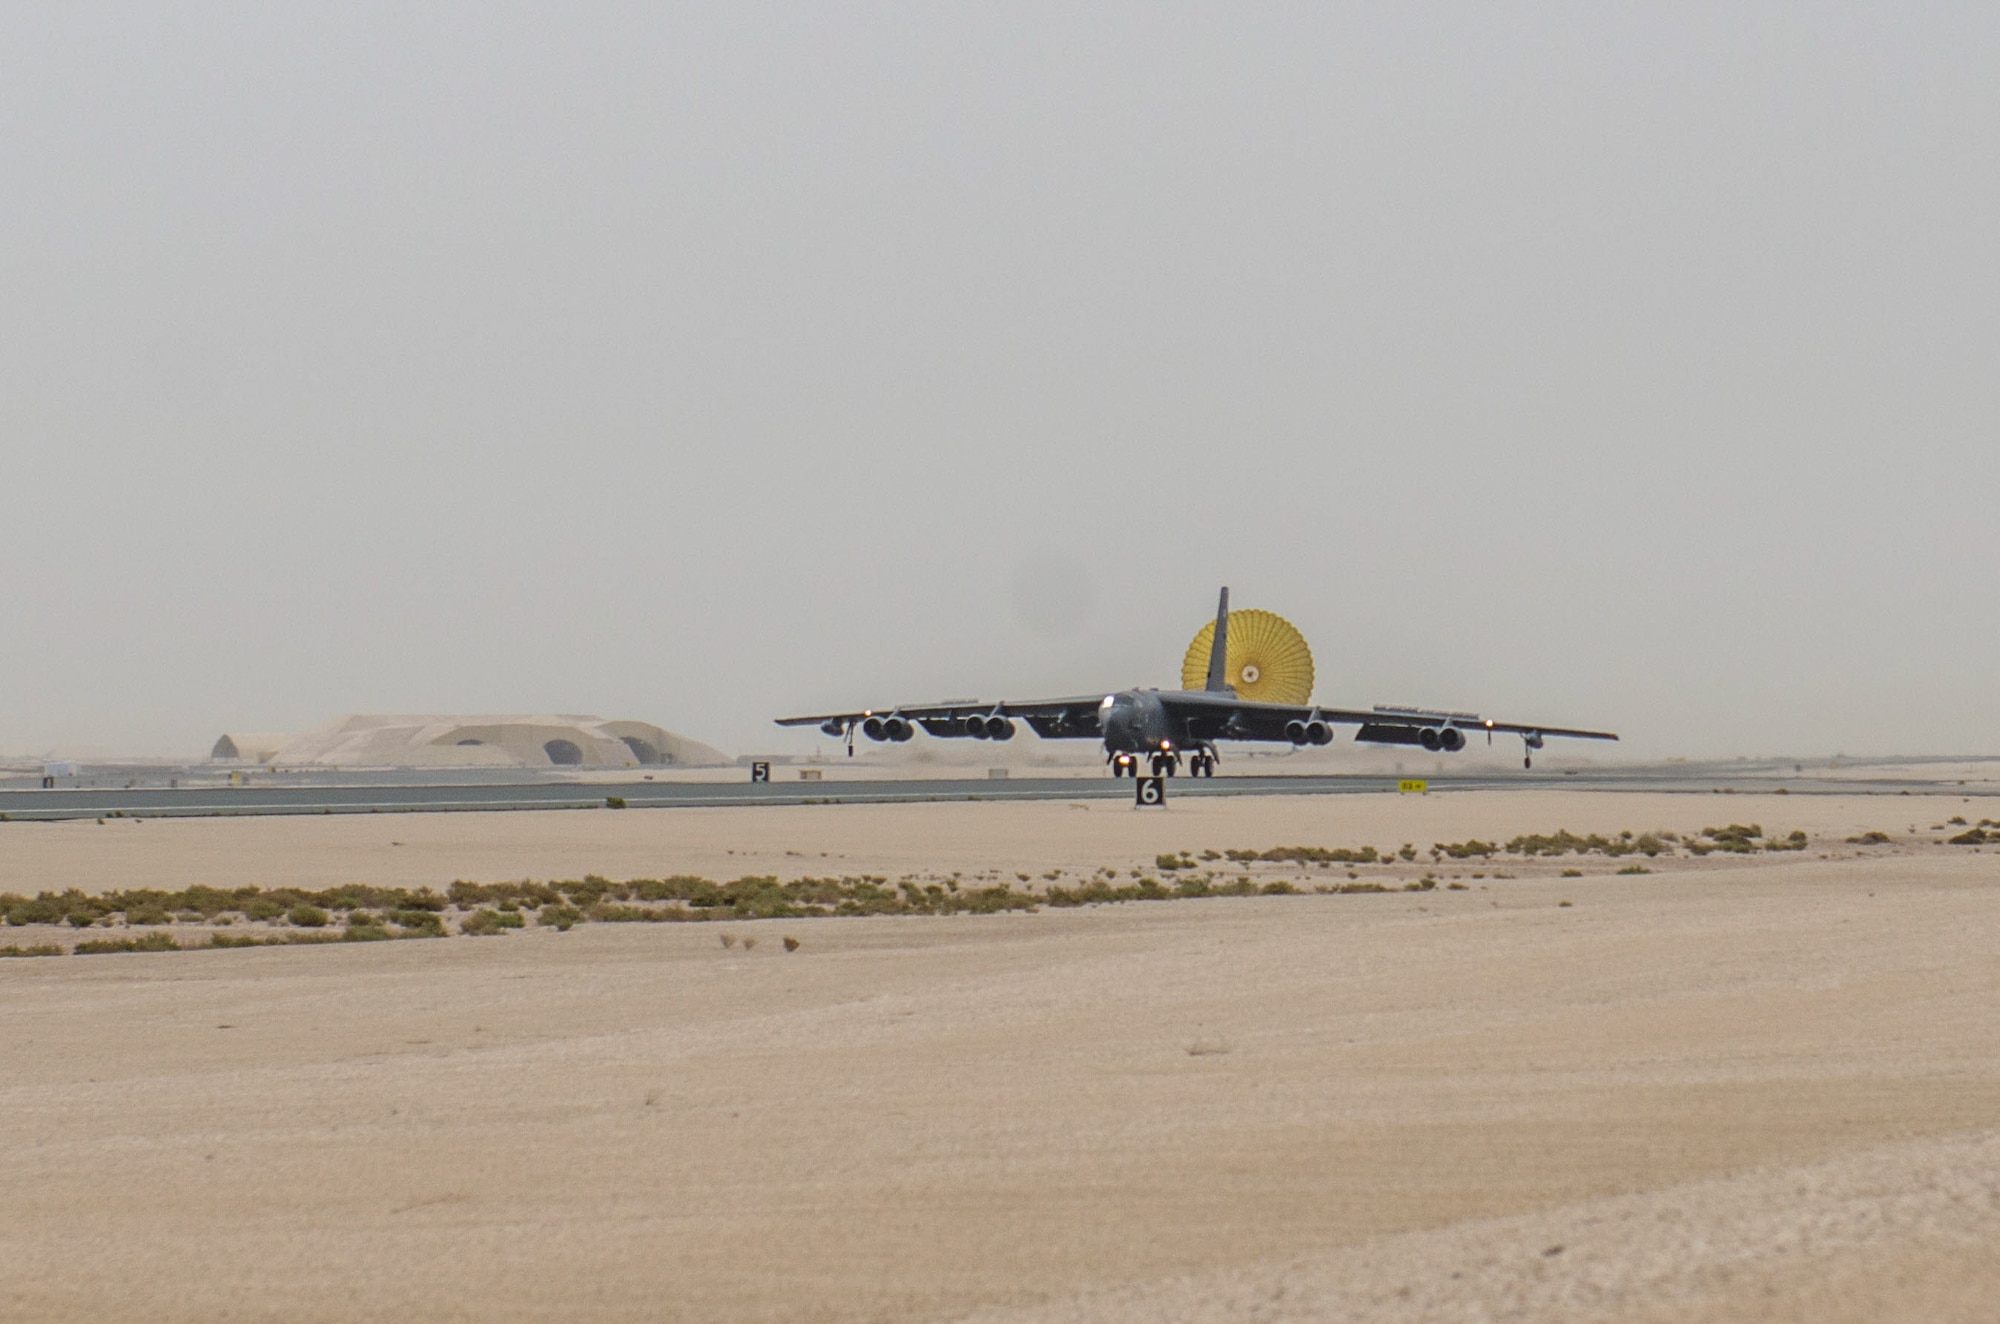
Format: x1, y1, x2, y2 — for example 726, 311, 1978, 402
1397, 779, 1428, 794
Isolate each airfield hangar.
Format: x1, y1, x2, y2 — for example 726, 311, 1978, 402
210, 714, 730, 770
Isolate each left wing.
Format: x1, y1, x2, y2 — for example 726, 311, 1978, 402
775, 696, 1107, 740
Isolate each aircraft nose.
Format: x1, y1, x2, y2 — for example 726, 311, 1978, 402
1100, 697, 1137, 747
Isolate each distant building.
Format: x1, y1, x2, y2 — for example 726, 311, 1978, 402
209, 714, 729, 770
207, 733, 291, 763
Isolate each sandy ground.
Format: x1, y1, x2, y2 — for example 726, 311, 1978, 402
3, 790, 1999, 1321
2, 787, 1993, 895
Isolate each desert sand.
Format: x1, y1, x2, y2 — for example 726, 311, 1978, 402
3, 789, 1999, 1321
1, 787, 1988, 894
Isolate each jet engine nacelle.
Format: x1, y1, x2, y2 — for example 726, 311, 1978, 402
962, 712, 1014, 739
1286, 719, 1332, 746
1419, 726, 1466, 752
862, 714, 914, 742
820, 719, 846, 738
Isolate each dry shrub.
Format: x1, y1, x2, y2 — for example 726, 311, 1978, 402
75, 932, 180, 955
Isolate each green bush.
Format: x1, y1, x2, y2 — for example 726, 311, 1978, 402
75, 932, 179, 955
461, 909, 521, 935
391, 909, 446, 934
537, 904, 583, 931
1233, 845, 1380, 865
605, 795, 627, 809
0, 943, 64, 958
287, 905, 329, 928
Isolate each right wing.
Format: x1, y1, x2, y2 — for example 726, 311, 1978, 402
1149, 692, 1618, 746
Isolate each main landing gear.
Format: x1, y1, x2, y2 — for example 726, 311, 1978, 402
1112, 750, 1217, 778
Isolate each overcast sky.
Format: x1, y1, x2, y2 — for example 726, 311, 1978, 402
4, 3, 1997, 761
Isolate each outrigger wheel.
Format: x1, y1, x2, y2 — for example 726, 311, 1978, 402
1180, 607, 1316, 705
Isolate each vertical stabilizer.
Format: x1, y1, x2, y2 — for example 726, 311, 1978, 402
1204, 587, 1232, 692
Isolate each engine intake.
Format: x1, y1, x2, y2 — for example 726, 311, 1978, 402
862, 715, 914, 742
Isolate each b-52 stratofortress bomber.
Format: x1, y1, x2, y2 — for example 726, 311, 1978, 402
777, 588, 1616, 777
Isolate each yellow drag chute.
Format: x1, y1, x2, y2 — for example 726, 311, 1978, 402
1180, 608, 1315, 705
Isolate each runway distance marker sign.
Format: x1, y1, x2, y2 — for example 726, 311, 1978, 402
1135, 776, 1166, 807
1397, 778, 1428, 794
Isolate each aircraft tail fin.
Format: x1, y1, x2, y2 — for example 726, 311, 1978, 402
1204, 587, 1232, 692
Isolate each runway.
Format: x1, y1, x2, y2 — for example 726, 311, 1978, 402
1, 757, 1995, 820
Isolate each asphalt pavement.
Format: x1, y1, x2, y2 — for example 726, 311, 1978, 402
1, 761, 1993, 821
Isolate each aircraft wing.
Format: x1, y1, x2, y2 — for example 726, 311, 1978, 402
775, 696, 1107, 739
1152, 692, 1618, 746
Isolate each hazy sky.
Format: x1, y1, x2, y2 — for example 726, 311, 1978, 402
5, 3, 1997, 760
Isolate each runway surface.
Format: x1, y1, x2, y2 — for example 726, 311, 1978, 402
3, 758, 1997, 820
